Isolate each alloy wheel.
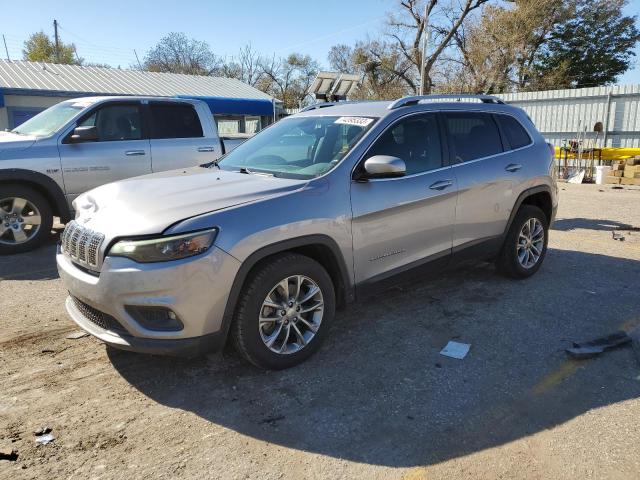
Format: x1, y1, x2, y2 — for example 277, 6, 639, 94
258, 275, 324, 355
0, 197, 42, 245
517, 217, 544, 269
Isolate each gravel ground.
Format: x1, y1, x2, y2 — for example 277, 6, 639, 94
1, 183, 639, 480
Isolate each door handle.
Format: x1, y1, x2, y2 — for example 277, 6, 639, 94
429, 179, 453, 191
505, 163, 522, 172
197, 146, 216, 152
125, 150, 146, 156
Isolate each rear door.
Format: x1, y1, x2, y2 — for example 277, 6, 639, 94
350, 112, 457, 284
58, 101, 151, 196
443, 111, 522, 249
147, 102, 222, 171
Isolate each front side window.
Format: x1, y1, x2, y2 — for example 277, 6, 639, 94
495, 114, 532, 150
218, 115, 376, 179
444, 112, 503, 163
80, 104, 142, 142
11, 101, 87, 137
365, 113, 442, 175
150, 103, 203, 139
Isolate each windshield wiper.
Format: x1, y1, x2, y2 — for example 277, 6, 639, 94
239, 167, 252, 174
200, 159, 220, 169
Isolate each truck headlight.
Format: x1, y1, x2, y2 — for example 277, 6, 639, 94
109, 229, 217, 263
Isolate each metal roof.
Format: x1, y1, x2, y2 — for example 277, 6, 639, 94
0, 59, 273, 100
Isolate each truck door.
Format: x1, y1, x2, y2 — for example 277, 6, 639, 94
58, 101, 151, 198
147, 102, 222, 171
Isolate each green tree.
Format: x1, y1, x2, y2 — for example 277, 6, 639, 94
23, 31, 79, 64
537, 0, 640, 87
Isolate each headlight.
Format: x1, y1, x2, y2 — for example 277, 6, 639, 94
109, 229, 217, 263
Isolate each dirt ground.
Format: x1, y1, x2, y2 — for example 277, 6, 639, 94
1, 183, 640, 480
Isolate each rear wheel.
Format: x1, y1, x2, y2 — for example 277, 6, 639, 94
0, 185, 53, 254
231, 253, 335, 369
496, 205, 548, 279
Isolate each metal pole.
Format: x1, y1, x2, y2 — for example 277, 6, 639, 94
134, 49, 143, 70
2, 35, 9, 61
53, 19, 60, 62
419, 4, 429, 95
602, 90, 612, 148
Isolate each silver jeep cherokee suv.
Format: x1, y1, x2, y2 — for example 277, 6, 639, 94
57, 95, 558, 369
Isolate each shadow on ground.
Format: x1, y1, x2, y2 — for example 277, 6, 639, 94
0, 230, 61, 281
552, 217, 638, 232
110, 248, 640, 467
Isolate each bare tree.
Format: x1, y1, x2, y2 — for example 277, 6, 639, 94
219, 44, 265, 86
259, 53, 319, 109
143, 32, 220, 75
385, 0, 490, 93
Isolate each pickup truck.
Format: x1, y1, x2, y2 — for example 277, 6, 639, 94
0, 96, 243, 254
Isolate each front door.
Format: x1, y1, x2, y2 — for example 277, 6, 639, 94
58, 101, 151, 198
350, 112, 457, 284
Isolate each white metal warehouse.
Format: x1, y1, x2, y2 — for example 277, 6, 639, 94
0, 59, 276, 134
499, 85, 640, 148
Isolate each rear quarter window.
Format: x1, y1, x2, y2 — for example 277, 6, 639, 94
495, 114, 532, 149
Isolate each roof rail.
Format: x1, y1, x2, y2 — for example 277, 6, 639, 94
388, 94, 504, 110
300, 102, 339, 112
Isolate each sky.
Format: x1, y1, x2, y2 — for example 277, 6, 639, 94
1, 0, 640, 85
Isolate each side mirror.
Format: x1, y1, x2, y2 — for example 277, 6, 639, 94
70, 125, 98, 143
361, 155, 406, 179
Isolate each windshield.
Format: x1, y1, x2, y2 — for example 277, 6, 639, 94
11, 101, 89, 137
218, 115, 377, 179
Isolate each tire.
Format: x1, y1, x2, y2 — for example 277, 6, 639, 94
0, 184, 53, 255
231, 253, 336, 369
496, 205, 548, 279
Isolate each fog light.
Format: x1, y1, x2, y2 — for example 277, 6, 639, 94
125, 306, 184, 332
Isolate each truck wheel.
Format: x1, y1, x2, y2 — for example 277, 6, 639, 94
496, 205, 548, 279
231, 253, 336, 369
0, 185, 53, 254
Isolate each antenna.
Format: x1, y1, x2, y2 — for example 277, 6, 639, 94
2, 35, 9, 61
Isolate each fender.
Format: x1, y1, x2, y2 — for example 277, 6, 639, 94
219, 234, 354, 342
0, 168, 71, 222
502, 184, 553, 242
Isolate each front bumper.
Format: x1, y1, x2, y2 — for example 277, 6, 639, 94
57, 245, 241, 356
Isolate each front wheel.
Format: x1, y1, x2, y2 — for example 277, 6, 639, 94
231, 253, 336, 369
496, 205, 548, 279
0, 185, 53, 255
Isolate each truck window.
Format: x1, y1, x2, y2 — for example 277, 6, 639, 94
79, 104, 143, 142
149, 103, 203, 139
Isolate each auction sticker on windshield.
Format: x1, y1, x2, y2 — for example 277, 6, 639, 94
334, 117, 374, 127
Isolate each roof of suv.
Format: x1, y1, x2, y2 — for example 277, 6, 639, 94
296, 95, 521, 119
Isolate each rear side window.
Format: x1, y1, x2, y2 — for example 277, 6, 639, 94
149, 103, 203, 139
443, 112, 503, 163
495, 114, 531, 149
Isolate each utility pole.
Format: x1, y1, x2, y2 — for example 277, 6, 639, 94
2, 35, 9, 61
134, 49, 143, 70
419, 3, 429, 95
53, 19, 60, 62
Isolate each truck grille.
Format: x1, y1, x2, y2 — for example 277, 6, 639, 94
61, 221, 104, 269
70, 296, 127, 334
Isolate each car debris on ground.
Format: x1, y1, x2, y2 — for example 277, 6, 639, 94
566, 328, 640, 363
34, 427, 55, 445
440, 341, 471, 359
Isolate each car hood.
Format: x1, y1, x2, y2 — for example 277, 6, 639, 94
0, 131, 36, 154
74, 167, 306, 236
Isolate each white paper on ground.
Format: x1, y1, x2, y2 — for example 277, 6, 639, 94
440, 341, 471, 359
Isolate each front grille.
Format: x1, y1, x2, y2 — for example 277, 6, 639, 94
70, 296, 127, 334
61, 221, 105, 269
